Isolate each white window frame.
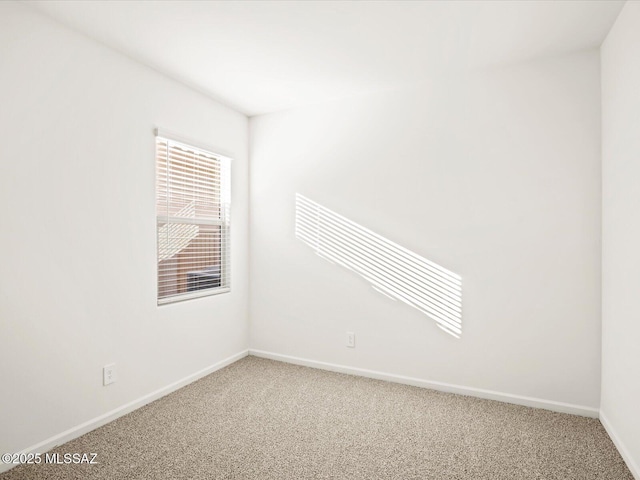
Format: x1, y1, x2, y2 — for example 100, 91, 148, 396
155, 128, 231, 305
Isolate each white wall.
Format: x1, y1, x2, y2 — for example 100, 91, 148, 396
601, 1, 640, 476
0, 1, 248, 458
250, 50, 602, 411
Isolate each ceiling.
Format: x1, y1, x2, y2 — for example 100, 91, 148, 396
28, 0, 624, 117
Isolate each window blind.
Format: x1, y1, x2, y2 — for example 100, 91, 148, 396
156, 134, 231, 304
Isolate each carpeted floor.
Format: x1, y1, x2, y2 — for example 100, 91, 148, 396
1, 356, 633, 479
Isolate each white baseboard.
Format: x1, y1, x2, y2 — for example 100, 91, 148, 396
249, 349, 599, 418
599, 410, 640, 480
0, 349, 249, 474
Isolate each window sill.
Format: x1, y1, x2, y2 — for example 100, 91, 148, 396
158, 287, 230, 306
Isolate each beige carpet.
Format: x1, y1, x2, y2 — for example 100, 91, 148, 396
1, 356, 633, 480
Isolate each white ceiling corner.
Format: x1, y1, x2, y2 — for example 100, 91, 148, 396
27, 0, 625, 116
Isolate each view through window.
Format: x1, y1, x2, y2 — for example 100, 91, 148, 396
156, 134, 231, 304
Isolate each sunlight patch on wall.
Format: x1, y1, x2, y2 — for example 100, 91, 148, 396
295, 194, 463, 338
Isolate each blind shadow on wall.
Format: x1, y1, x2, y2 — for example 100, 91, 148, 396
295, 194, 463, 338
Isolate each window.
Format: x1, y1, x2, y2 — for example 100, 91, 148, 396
155, 130, 231, 304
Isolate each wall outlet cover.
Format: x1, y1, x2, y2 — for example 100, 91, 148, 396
103, 363, 116, 386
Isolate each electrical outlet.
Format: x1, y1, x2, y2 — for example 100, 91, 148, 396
103, 363, 116, 386
346, 332, 355, 348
